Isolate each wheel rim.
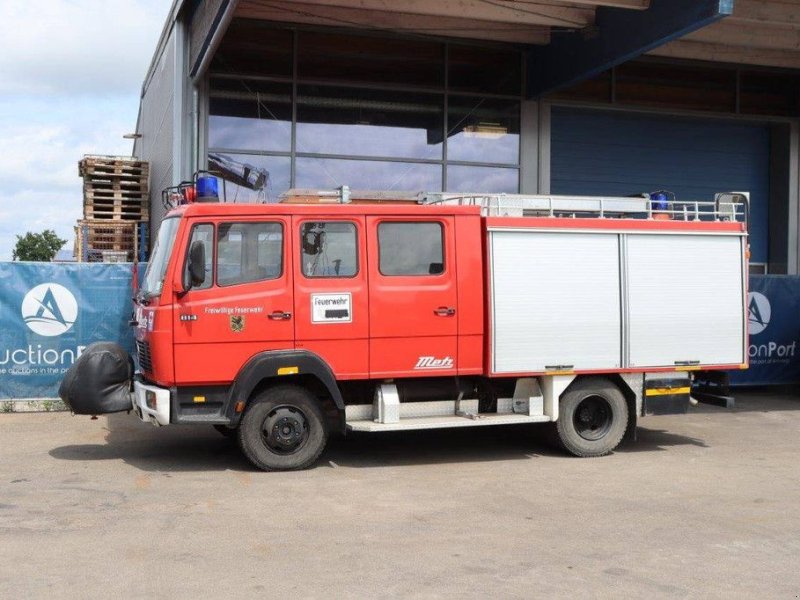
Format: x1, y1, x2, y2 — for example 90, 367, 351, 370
261, 405, 310, 455
573, 394, 613, 441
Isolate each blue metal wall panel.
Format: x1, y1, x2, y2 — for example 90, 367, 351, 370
551, 108, 770, 263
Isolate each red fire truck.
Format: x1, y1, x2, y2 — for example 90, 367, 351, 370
61, 187, 749, 471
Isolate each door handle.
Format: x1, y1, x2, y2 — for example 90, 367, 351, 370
433, 307, 456, 317
269, 311, 292, 320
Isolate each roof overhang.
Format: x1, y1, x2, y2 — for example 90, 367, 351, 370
142, 0, 800, 98
527, 0, 734, 97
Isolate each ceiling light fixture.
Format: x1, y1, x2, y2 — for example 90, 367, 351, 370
463, 122, 508, 139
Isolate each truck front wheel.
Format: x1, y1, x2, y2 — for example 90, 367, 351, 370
555, 378, 628, 457
238, 385, 328, 471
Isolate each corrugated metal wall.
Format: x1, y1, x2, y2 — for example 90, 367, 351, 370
134, 28, 177, 234
550, 107, 770, 265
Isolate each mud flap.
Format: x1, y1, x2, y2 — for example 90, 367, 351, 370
643, 376, 691, 415
58, 342, 134, 415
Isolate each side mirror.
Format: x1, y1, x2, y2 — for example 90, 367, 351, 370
184, 240, 206, 291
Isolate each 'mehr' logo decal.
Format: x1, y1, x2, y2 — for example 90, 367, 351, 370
414, 356, 454, 370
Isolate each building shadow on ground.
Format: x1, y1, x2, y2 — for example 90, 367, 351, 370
49, 410, 710, 473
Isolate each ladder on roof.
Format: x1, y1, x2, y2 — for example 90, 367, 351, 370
419, 191, 749, 224
279, 187, 748, 225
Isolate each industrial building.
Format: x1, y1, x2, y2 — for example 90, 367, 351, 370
133, 0, 800, 274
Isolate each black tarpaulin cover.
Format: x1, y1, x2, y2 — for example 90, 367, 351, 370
59, 342, 134, 414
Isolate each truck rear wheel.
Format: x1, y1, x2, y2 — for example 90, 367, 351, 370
555, 378, 628, 457
238, 385, 328, 471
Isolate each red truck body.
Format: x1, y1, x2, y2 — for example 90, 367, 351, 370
108, 191, 749, 470
137, 202, 745, 386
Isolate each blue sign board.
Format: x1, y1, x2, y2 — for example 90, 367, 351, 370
730, 275, 800, 386
0, 262, 140, 399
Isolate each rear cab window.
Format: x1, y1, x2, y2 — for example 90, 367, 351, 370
300, 221, 358, 278
378, 221, 444, 276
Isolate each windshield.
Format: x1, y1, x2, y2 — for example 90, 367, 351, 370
140, 217, 180, 298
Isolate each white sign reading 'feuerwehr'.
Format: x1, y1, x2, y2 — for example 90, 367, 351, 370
311, 293, 352, 323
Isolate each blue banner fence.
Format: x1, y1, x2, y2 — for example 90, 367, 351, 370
0, 262, 142, 399
0, 264, 798, 399
731, 275, 800, 386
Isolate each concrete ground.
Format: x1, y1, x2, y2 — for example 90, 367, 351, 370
1, 390, 799, 599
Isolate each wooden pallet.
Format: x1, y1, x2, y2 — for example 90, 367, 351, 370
75, 219, 145, 262
83, 194, 148, 220
79, 155, 149, 180
80, 155, 150, 221
84, 178, 148, 192
83, 201, 149, 221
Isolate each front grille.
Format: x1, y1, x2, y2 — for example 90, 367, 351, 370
136, 340, 153, 373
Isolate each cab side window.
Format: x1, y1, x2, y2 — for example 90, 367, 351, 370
378, 222, 444, 276
184, 223, 214, 290
301, 221, 358, 278
217, 222, 283, 286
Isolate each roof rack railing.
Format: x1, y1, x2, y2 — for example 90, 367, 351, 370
419, 192, 749, 225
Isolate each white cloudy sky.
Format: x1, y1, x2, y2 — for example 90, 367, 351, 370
0, 1, 171, 260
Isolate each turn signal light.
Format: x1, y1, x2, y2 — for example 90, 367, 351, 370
145, 390, 157, 410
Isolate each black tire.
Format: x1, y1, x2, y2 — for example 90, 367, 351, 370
212, 424, 237, 439
555, 378, 628, 457
237, 385, 328, 471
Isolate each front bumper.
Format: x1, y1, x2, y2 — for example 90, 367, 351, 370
132, 379, 171, 426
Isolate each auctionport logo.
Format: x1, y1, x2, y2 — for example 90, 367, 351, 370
747, 291, 770, 336
21, 283, 78, 337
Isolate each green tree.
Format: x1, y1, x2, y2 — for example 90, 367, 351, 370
12, 230, 67, 262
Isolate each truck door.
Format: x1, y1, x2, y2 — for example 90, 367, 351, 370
292, 216, 369, 378
173, 217, 294, 385
366, 216, 458, 378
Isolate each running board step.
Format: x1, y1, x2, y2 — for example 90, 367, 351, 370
346, 413, 551, 433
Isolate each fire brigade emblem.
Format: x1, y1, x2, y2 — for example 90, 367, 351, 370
229, 315, 245, 333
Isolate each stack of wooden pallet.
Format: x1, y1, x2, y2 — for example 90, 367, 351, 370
76, 155, 149, 262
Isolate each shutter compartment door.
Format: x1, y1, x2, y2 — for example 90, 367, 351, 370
626, 234, 745, 368
490, 230, 621, 374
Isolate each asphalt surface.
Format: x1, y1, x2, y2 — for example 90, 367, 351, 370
1, 390, 799, 599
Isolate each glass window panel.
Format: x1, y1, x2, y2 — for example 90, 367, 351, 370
301, 222, 358, 278
447, 165, 518, 193
209, 79, 292, 152
211, 20, 293, 78
296, 86, 443, 160
447, 97, 520, 165
208, 153, 291, 203
217, 222, 283, 286
378, 222, 444, 276
295, 157, 442, 192
448, 44, 521, 96
184, 223, 214, 290
298, 31, 444, 88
